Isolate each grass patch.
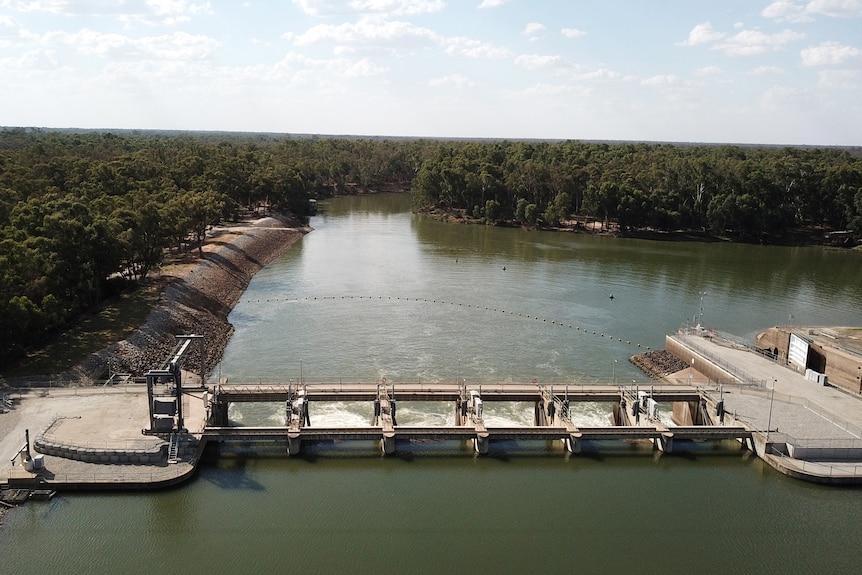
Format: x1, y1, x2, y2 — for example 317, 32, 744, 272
3, 282, 163, 378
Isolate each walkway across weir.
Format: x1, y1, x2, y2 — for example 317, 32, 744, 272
204, 382, 750, 456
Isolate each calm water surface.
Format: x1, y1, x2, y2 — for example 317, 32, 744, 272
3, 193, 862, 574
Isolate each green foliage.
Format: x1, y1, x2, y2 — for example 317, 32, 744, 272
408, 140, 862, 238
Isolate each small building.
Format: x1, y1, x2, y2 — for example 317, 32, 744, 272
756, 326, 862, 394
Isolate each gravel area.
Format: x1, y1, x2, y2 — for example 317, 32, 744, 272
630, 349, 689, 378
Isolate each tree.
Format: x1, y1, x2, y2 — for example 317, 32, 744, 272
185, 189, 226, 256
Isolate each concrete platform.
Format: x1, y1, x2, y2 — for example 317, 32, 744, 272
1, 383, 208, 490
667, 330, 862, 484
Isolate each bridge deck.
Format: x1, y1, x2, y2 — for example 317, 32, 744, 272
213, 382, 703, 403
203, 424, 749, 443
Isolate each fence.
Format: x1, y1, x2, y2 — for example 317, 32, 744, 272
672, 332, 767, 388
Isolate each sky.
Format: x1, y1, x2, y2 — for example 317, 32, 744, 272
1, 1, 861, 146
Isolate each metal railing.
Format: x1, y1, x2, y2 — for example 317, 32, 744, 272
766, 445, 862, 478
672, 332, 767, 388
3, 467, 190, 484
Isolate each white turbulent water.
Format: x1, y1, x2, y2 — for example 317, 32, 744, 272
228, 399, 614, 428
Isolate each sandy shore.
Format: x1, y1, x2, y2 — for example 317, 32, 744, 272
70, 213, 309, 380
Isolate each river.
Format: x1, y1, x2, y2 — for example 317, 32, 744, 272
2, 193, 861, 574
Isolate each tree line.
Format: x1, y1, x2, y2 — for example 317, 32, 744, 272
1, 129, 861, 367
410, 140, 862, 239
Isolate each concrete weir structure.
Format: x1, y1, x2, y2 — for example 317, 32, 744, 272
4, 328, 862, 491
205, 381, 748, 457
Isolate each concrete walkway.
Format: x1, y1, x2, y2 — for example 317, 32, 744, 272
668, 331, 862, 484
672, 331, 862, 436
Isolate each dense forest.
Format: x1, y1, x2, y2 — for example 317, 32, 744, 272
1, 128, 861, 368
411, 140, 862, 239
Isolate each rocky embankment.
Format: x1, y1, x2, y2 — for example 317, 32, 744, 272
73, 215, 308, 380
629, 349, 689, 379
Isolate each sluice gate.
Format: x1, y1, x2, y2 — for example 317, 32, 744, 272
203, 382, 751, 456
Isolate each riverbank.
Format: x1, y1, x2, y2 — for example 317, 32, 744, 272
64, 213, 309, 381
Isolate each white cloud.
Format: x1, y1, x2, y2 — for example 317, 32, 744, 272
289, 17, 513, 59
680, 22, 725, 46
0, 48, 59, 70
2, 0, 212, 25
290, 17, 438, 47
144, 0, 213, 25
762, 0, 862, 21
41, 28, 219, 60
523, 22, 545, 36
348, 0, 444, 15
478, 0, 512, 8
749, 65, 785, 76
761, 1, 813, 22
515, 82, 577, 98
290, 0, 346, 16
696, 66, 722, 77
445, 36, 511, 58
269, 51, 389, 82
428, 73, 476, 87
291, 0, 443, 16
0, 0, 68, 14
806, 0, 862, 18
713, 28, 805, 56
569, 67, 626, 81
801, 41, 862, 66
342, 56, 388, 76
0, 13, 24, 47
641, 74, 679, 86
514, 53, 565, 69
561, 28, 586, 39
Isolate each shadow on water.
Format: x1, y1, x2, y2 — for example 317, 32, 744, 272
200, 448, 266, 491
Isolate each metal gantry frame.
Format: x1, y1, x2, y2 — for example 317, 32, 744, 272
144, 334, 205, 435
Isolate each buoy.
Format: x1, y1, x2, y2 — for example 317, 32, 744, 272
609, 293, 614, 299
503, 266, 506, 270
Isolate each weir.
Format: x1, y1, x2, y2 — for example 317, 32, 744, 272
202, 381, 750, 456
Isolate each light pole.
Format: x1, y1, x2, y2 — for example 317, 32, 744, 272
766, 379, 776, 444
612, 359, 617, 385
698, 292, 707, 328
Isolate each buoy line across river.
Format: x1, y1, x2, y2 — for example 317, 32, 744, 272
239, 294, 652, 351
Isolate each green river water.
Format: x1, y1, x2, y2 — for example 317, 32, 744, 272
2, 193, 862, 574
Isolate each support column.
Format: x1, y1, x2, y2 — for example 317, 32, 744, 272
473, 436, 489, 454
565, 434, 582, 454
656, 432, 674, 453
381, 432, 396, 455
212, 401, 229, 426
288, 432, 301, 456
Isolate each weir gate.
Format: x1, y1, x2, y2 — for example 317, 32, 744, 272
200, 382, 751, 456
